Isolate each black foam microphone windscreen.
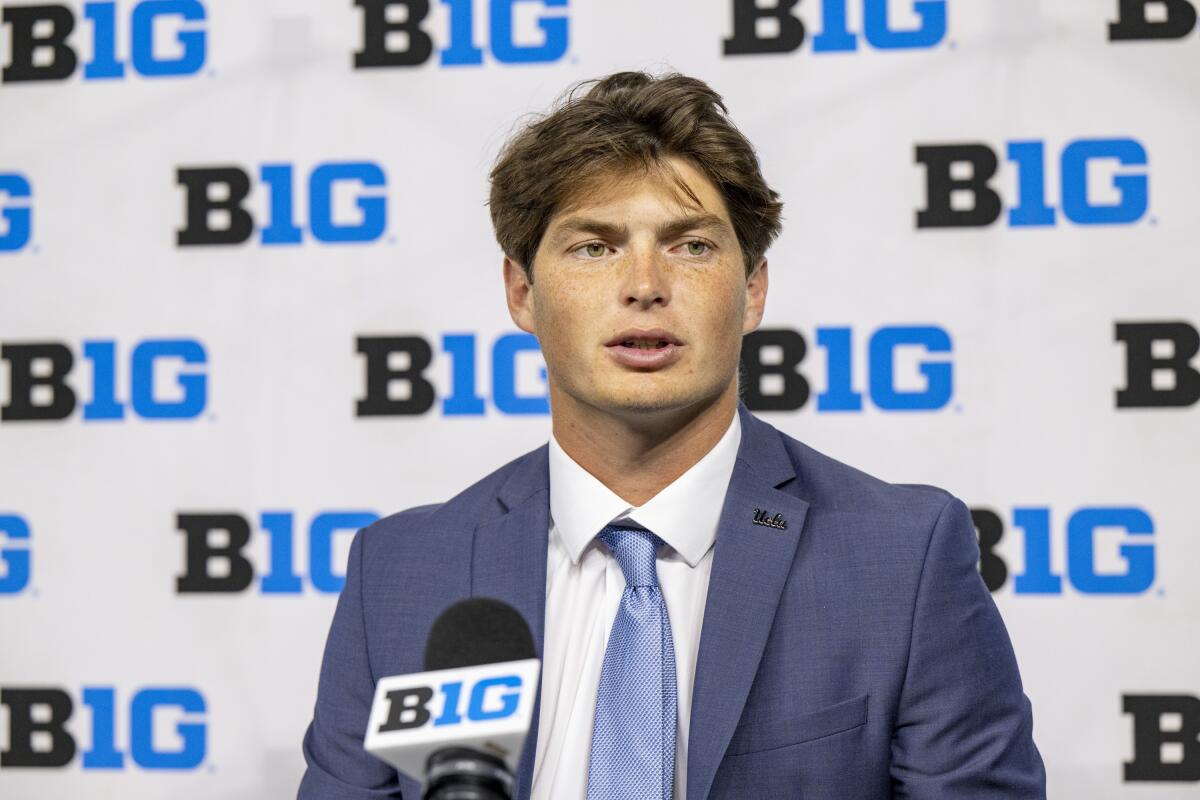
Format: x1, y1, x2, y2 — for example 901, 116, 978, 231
423, 597, 536, 671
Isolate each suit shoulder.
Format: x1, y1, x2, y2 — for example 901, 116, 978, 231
774, 426, 956, 521
358, 443, 547, 549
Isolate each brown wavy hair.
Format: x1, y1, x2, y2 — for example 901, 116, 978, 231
488, 71, 783, 280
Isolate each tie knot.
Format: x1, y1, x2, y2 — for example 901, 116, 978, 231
597, 525, 664, 588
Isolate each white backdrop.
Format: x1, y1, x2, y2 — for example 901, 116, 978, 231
2, 0, 1198, 796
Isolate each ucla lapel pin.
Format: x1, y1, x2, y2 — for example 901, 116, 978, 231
752, 508, 787, 530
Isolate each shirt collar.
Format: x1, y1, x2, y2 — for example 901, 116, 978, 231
548, 411, 742, 568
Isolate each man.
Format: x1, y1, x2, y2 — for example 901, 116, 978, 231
299, 71, 1046, 799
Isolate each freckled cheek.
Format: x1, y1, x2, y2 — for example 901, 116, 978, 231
694, 284, 747, 368
534, 281, 604, 364
692, 282, 746, 334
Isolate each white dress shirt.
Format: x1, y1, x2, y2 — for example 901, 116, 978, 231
529, 412, 742, 800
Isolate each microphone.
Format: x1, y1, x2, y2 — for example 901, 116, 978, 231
363, 598, 540, 800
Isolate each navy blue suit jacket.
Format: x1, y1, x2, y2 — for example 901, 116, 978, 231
299, 405, 1046, 798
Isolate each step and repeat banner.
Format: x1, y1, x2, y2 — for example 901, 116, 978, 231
2, 1, 1198, 797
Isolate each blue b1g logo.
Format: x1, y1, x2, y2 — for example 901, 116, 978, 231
355, 326, 955, 418
176, 162, 388, 247
0, 1, 207, 84
0, 514, 31, 594
0, 686, 206, 769
917, 138, 1150, 228
0, 173, 31, 252
357, 332, 550, 418
741, 325, 955, 413
0, 339, 208, 423
175, 510, 381, 594
973, 506, 1156, 595
724, 0, 947, 55
355, 0, 570, 68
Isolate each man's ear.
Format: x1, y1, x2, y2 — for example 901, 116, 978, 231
743, 258, 769, 334
503, 256, 536, 334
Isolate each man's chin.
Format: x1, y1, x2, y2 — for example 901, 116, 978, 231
590, 385, 723, 419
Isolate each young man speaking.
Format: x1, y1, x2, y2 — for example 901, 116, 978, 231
299, 72, 1046, 799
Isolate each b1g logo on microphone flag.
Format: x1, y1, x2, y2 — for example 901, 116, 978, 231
365, 660, 540, 778
354, 0, 569, 69
916, 138, 1150, 229
724, 0, 947, 56
0, 0, 207, 84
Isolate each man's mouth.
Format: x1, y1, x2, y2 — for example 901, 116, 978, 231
604, 330, 685, 369
606, 329, 683, 348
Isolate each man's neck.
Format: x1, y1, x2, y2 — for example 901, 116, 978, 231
550, 386, 739, 507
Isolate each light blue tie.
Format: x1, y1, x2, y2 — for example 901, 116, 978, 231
586, 525, 677, 800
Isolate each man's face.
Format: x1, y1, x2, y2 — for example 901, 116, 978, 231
503, 156, 768, 423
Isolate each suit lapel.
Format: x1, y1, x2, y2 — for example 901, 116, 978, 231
686, 407, 809, 800
470, 446, 550, 800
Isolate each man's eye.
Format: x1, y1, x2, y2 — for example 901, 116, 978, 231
582, 243, 606, 257
685, 241, 710, 256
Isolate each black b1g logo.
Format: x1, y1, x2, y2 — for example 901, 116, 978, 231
1116, 322, 1200, 409
1110, 0, 1199, 41
1124, 695, 1200, 782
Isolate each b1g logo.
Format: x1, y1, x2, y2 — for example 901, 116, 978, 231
741, 326, 953, 412
0, 172, 31, 252
1124, 694, 1200, 782
354, 0, 569, 68
724, 0, 946, 55
972, 506, 1155, 595
0, 686, 207, 769
176, 162, 387, 246
365, 658, 539, 773
175, 510, 379, 594
357, 332, 550, 417
1110, 0, 1199, 41
379, 674, 523, 732
916, 138, 1149, 229
0, 339, 207, 422
0, 514, 31, 594
0, 1, 207, 84
356, 326, 954, 418
1116, 321, 1200, 408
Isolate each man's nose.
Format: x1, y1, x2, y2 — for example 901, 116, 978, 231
621, 246, 671, 309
